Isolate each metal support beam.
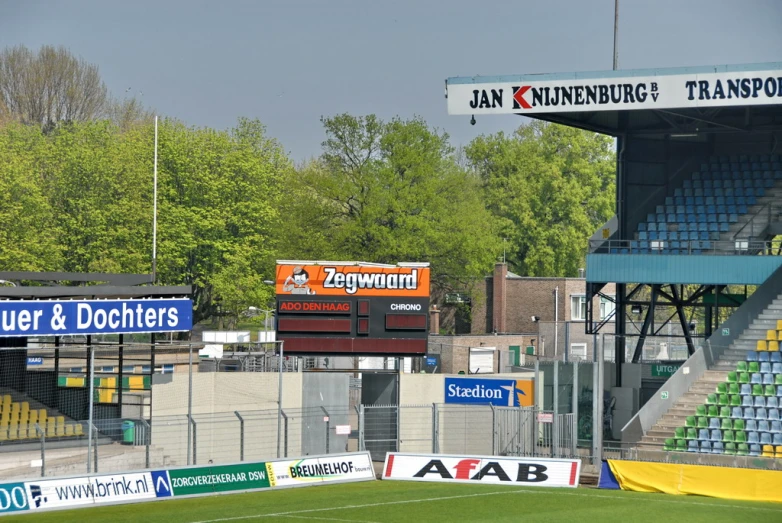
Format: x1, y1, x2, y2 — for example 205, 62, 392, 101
671, 285, 696, 356
632, 285, 658, 363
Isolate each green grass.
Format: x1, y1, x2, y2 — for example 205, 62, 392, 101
4, 480, 782, 523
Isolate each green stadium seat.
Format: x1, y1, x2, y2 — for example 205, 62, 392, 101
707, 393, 718, 404
716, 383, 728, 395
720, 418, 732, 430
686, 427, 697, 440
718, 394, 729, 406
675, 427, 685, 439
698, 417, 709, 428
749, 362, 760, 374
685, 416, 696, 427
708, 405, 720, 417
719, 406, 731, 418
736, 362, 748, 373
735, 430, 747, 444
733, 419, 745, 431
765, 385, 776, 397
753, 384, 764, 396
730, 395, 741, 407
736, 443, 749, 456
728, 382, 740, 395
776, 374, 782, 385
725, 442, 737, 455
676, 439, 687, 451
739, 372, 750, 384
723, 430, 735, 443
696, 405, 707, 417
664, 438, 675, 451
727, 371, 738, 383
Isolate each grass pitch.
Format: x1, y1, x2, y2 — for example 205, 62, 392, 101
3, 480, 781, 523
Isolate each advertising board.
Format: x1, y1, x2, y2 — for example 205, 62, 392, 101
446, 68, 782, 116
276, 264, 429, 297
382, 453, 580, 488
444, 377, 534, 407
0, 298, 193, 337
24, 472, 156, 510
266, 452, 374, 487
0, 483, 28, 513
164, 462, 271, 496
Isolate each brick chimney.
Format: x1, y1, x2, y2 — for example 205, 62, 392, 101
492, 263, 507, 333
429, 305, 440, 335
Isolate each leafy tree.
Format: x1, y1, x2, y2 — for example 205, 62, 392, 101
281, 114, 501, 294
0, 122, 63, 270
466, 121, 615, 277
0, 45, 108, 127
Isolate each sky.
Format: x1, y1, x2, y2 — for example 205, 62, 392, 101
1, 0, 781, 162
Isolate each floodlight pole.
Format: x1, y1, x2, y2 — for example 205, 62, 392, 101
152, 115, 159, 282
276, 341, 284, 458
613, 0, 619, 70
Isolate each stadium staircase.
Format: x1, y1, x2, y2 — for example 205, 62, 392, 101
638, 296, 782, 457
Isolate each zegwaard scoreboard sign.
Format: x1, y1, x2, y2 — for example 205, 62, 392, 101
275, 261, 430, 355
446, 65, 782, 115
0, 299, 193, 337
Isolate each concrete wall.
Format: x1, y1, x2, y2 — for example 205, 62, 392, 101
151, 372, 303, 417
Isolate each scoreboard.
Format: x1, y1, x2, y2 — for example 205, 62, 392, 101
275, 261, 430, 355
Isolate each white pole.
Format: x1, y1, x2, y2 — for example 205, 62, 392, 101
613, 0, 619, 70
87, 346, 94, 473
276, 341, 284, 458
554, 286, 559, 357
152, 115, 159, 281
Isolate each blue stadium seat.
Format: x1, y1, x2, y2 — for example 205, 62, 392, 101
748, 431, 760, 444
773, 363, 782, 373
638, 232, 647, 240
720, 223, 729, 233
648, 222, 657, 231
696, 205, 705, 214
741, 383, 752, 395
755, 396, 766, 407
659, 231, 668, 240
750, 443, 761, 456
669, 231, 678, 241
695, 196, 704, 205
731, 406, 743, 418
708, 223, 718, 232
684, 180, 693, 188
710, 441, 721, 454
758, 420, 770, 432
768, 397, 779, 409
760, 362, 771, 373
752, 373, 762, 384
747, 351, 758, 361
744, 407, 755, 419
761, 432, 773, 445
746, 419, 758, 432
698, 428, 710, 440
729, 213, 738, 223
638, 222, 646, 232
769, 408, 780, 421
771, 352, 782, 363
715, 188, 724, 197
757, 408, 768, 420
759, 352, 770, 362
771, 421, 782, 433
684, 188, 693, 197
656, 204, 665, 214
710, 429, 722, 441
657, 214, 665, 223
686, 196, 695, 205
649, 231, 658, 240
687, 439, 699, 452
675, 196, 685, 205
667, 213, 676, 223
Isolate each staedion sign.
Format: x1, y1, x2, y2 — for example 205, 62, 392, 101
446, 68, 782, 115
383, 452, 580, 488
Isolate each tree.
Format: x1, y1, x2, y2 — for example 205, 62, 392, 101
281, 114, 501, 294
0, 45, 108, 127
466, 121, 616, 277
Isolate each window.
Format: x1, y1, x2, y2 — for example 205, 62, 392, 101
571, 295, 586, 321
570, 343, 587, 361
599, 296, 616, 321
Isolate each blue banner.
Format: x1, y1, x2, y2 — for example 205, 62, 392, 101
26, 357, 43, 366
0, 483, 29, 513
444, 377, 534, 407
0, 299, 192, 337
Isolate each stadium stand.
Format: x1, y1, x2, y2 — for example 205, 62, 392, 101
0, 389, 84, 442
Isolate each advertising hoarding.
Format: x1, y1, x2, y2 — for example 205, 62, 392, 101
382, 453, 580, 488
266, 453, 374, 487
0, 299, 193, 337
0, 483, 28, 513
24, 472, 156, 510
164, 463, 271, 496
444, 377, 535, 407
447, 68, 782, 116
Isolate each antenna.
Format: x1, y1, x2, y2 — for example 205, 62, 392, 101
152, 115, 158, 282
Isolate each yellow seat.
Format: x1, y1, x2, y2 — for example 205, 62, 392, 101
756, 340, 767, 351
10, 403, 20, 422
0, 429, 6, 441
73, 423, 84, 436
769, 340, 780, 352
767, 330, 777, 341
762, 444, 775, 457
46, 418, 55, 437
777, 320, 782, 330
55, 416, 65, 436
64, 424, 74, 436
8, 422, 17, 440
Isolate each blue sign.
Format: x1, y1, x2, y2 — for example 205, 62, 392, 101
26, 357, 43, 366
444, 377, 534, 407
426, 357, 437, 366
0, 483, 29, 513
0, 299, 192, 338
151, 471, 172, 498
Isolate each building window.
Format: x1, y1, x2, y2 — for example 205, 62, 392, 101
570, 343, 587, 361
599, 296, 616, 321
571, 295, 586, 321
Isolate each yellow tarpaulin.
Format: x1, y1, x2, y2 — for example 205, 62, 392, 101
608, 460, 782, 503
